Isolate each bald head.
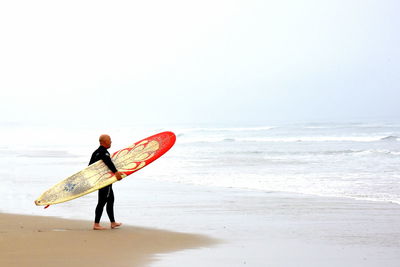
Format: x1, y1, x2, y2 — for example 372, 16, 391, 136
99, 134, 112, 149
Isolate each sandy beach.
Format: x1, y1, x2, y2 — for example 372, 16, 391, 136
0, 212, 215, 267
2, 178, 400, 267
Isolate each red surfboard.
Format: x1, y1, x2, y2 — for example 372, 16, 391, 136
35, 131, 176, 206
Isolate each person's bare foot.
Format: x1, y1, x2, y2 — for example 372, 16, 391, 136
111, 222, 122, 229
93, 223, 107, 230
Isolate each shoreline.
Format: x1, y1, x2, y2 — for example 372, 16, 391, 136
2, 178, 400, 267
121, 179, 400, 267
0, 213, 216, 267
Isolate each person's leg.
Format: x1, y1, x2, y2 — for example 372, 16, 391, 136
93, 186, 109, 230
106, 186, 122, 229
106, 186, 115, 222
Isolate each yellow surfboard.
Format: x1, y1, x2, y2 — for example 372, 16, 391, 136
35, 131, 176, 207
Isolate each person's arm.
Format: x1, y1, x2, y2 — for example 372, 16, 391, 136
101, 154, 118, 173
101, 153, 123, 180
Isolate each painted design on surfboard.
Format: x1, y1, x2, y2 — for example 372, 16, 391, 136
113, 139, 159, 175
35, 132, 174, 206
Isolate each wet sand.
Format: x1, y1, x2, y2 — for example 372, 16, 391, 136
0, 213, 215, 267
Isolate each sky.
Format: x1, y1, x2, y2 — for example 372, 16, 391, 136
0, 0, 399, 127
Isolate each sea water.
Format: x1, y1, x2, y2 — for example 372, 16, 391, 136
164, 123, 400, 204
1, 121, 400, 217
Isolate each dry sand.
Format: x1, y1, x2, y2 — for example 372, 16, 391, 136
0, 213, 215, 267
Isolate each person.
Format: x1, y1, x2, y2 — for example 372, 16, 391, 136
89, 134, 123, 230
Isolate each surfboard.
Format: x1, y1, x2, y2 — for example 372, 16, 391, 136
35, 131, 176, 207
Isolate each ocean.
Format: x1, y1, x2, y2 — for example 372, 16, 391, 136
167, 122, 400, 204
1, 121, 400, 217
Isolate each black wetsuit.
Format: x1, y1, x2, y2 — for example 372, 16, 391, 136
89, 146, 118, 223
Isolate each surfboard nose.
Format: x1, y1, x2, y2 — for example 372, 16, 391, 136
164, 131, 176, 145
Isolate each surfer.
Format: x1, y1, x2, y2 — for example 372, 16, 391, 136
89, 134, 123, 230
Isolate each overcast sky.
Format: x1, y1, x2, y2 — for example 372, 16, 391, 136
0, 0, 399, 127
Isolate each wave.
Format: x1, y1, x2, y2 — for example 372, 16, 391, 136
308, 149, 361, 155
177, 126, 275, 133
17, 150, 78, 158
262, 149, 400, 157
237, 136, 384, 142
381, 135, 399, 141
302, 123, 400, 129
351, 149, 400, 156
179, 136, 386, 143
311, 149, 400, 157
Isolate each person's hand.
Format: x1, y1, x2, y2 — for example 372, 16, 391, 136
115, 172, 123, 181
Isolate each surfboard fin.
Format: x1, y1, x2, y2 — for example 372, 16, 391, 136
44, 205, 50, 209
